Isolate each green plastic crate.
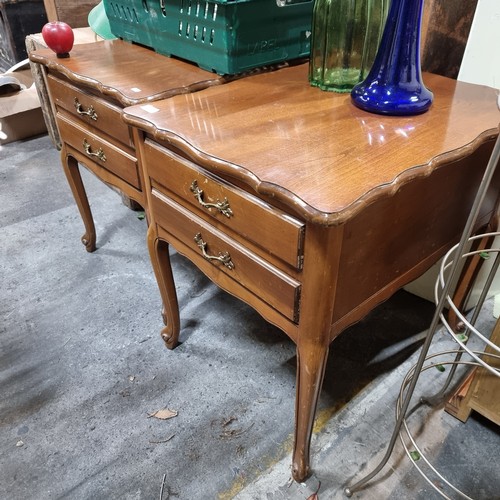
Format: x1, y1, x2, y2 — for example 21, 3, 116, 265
102, 0, 313, 74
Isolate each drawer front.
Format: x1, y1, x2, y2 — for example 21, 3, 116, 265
152, 188, 301, 323
57, 114, 140, 190
47, 74, 132, 147
144, 140, 305, 270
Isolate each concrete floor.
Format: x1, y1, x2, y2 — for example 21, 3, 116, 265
1, 134, 499, 499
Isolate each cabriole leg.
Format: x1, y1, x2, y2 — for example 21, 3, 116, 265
147, 224, 180, 349
60, 146, 96, 252
292, 340, 329, 482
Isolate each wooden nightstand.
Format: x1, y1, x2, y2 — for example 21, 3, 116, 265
123, 64, 500, 481
29, 40, 223, 251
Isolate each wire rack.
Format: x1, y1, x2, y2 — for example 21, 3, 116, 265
345, 132, 500, 498
396, 350, 500, 499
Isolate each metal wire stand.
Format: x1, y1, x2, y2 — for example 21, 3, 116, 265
395, 349, 500, 499
345, 132, 500, 498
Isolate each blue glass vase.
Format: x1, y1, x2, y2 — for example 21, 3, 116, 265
350, 0, 433, 115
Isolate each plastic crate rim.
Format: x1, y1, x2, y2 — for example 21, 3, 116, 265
159, 0, 312, 5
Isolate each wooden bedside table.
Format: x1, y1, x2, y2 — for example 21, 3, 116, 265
122, 64, 500, 481
29, 40, 223, 251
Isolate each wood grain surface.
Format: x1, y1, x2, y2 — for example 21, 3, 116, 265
123, 63, 500, 225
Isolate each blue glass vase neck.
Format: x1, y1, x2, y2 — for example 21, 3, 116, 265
377, 2, 421, 85
351, 0, 433, 116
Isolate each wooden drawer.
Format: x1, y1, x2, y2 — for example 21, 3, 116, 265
144, 140, 305, 270
152, 188, 301, 323
47, 74, 132, 148
57, 113, 140, 190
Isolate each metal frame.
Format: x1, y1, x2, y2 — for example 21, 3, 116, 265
345, 132, 500, 498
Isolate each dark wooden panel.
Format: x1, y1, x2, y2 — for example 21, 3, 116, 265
421, 0, 479, 79
0, 0, 48, 71
43, 0, 100, 28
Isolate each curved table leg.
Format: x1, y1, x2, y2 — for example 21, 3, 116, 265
290, 224, 342, 482
60, 146, 96, 252
147, 224, 181, 350
292, 340, 329, 482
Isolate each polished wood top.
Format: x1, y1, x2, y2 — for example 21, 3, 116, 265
123, 63, 500, 225
30, 40, 224, 107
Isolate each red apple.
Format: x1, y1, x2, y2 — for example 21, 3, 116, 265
42, 22, 74, 58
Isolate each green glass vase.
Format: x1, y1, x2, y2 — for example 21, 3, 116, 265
309, 0, 389, 92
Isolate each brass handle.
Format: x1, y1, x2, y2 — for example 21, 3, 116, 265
190, 180, 233, 218
83, 139, 107, 162
74, 98, 98, 120
194, 233, 234, 270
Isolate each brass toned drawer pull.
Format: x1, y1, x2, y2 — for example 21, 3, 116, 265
74, 98, 98, 120
194, 233, 234, 270
190, 180, 233, 218
83, 139, 107, 162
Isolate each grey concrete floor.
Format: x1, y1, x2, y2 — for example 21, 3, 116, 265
1, 134, 499, 500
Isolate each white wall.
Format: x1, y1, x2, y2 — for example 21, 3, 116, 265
458, 0, 500, 90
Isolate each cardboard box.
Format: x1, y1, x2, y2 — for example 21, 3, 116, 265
0, 64, 47, 145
